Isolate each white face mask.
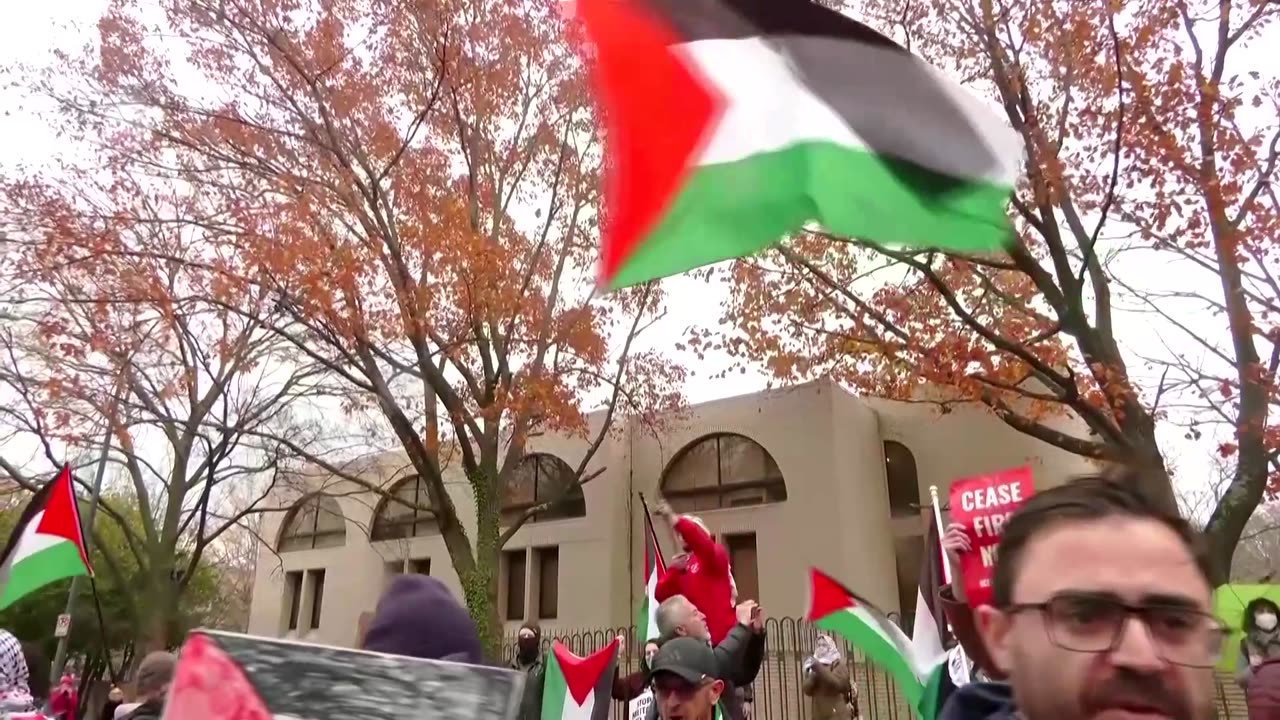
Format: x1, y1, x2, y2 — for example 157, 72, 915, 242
1257, 612, 1278, 631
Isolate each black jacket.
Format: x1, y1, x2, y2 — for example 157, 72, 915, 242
511, 654, 546, 720
937, 682, 1017, 720
648, 624, 767, 720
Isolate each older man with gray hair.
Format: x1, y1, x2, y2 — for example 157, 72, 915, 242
650, 595, 766, 720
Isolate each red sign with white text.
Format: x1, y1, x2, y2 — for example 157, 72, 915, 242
948, 466, 1034, 608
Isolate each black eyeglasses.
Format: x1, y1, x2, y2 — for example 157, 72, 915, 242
1006, 593, 1228, 668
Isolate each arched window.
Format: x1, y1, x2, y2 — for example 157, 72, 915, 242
502, 454, 586, 524
884, 441, 920, 517
278, 495, 346, 552
660, 433, 787, 513
370, 475, 440, 541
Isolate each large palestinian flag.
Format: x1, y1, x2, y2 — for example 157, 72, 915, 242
636, 499, 667, 644
0, 466, 93, 610
806, 568, 946, 719
542, 640, 620, 720
577, 0, 1025, 289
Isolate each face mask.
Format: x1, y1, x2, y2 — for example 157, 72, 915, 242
519, 635, 540, 661
1257, 612, 1278, 631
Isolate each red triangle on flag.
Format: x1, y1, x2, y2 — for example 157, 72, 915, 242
806, 568, 855, 622
553, 639, 619, 706
33, 466, 93, 576
576, 0, 721, 288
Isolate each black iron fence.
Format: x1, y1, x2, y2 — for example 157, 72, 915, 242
502, 617, 1250, 720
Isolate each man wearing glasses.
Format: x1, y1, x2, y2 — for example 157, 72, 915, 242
648, 637, 728, 720
942, 471, 1226, 720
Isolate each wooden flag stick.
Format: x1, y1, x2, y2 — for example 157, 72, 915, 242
929, 485, 952, 585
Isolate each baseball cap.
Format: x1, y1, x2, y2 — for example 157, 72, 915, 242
135, 651, 177, 694
647, 636, 719, 685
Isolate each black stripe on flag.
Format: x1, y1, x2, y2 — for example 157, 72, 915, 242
649, 0, 905, 51
0, 472, 58, 568
644, 0, 1010, 189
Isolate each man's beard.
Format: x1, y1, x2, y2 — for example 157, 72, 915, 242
1018, 668, 1198, 720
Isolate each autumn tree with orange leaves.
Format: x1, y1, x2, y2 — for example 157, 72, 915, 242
0, 175, 323, 650
714, 0, 1279, 582
12, 0, 684, 650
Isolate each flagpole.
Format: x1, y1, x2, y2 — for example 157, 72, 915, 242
50, 397, 116, 682
636, 492, 666, 568
928, 485, 951, 585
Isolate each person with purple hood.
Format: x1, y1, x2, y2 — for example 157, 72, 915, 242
361, 575, 485, 664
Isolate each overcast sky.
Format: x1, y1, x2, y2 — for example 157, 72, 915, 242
1, 0, 1269, 510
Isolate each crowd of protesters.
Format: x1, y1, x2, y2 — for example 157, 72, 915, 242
1, 464, 1277, 720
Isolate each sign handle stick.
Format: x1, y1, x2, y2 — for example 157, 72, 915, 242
929, 485, 952, 585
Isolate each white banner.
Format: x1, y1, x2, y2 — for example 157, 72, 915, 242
630, 689, 654, 720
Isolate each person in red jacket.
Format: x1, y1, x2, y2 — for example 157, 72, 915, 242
652, 500, 737, 645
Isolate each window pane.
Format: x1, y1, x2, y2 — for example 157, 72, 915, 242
537, 547, 559, 620
384, 561, 403, 585
411, 558, 431, 575
719, 435, 778, 484
884, 441, 921, 517
309, 569, 326, 630
664, 439, 720, 492
725, 534, 759, 604
504, 550, 527, 621
663, 435, 786, 512
285, 571, 303, 631
505, 460, 537, 507
314, 498, 344, 532
373, 476, 439, 540
535, 456, 585, 521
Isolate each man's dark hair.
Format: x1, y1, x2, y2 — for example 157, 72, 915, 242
990, 469, 1211, 607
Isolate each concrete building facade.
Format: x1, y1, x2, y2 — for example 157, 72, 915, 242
246, 379, 1095, 647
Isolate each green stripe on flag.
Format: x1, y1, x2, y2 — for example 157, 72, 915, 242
815, 609, 926, 708
609, 140, 1011, 289
541, 651, 568, 720
0, 541, 88, 610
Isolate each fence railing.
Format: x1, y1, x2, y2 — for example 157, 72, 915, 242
502, 617, 1250, 720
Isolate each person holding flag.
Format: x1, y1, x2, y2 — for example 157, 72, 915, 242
651, 499, 737, 645
938, 522, 1002, 682
616, 498, 671, 720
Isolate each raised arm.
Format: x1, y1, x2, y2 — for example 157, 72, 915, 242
673, 516, 729, 572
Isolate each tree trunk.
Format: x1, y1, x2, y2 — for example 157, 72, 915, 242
1203, 454, 1271, 586
462, 465, 504, 661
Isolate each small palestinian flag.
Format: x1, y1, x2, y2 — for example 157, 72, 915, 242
912, 514, 957, 719
636, 498, 667, 644
542, 640, 619, 720
806, 568, 945, 718
577, 0, 1024, 290
0, 466, 93, 610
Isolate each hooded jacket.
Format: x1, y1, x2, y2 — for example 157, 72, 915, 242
937, 681, 1017, 720
511, 624, 545, 720
1244, 598, 1280, 664
654, 517, 736, 645
361, 575, 484, 664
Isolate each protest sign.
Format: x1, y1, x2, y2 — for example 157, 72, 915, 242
630, 689, 655, 720
162, 630, 525, 720
948, 466, 1034, 607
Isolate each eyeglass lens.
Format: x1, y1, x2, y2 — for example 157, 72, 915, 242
1041, 595, 1225, 667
